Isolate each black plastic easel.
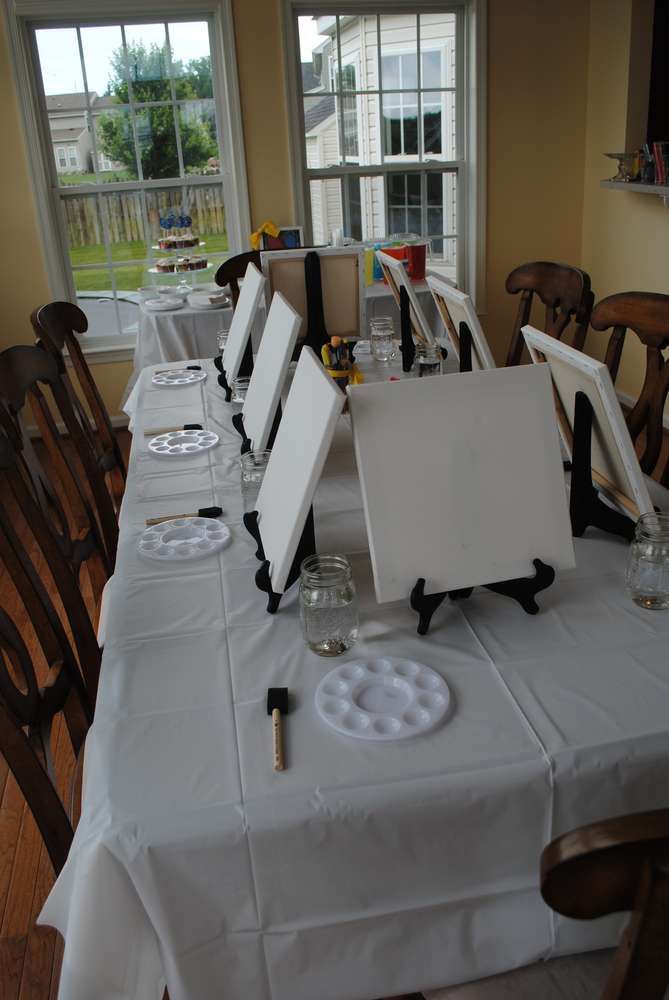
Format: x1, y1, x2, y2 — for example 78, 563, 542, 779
410, 559, 556, 635
399, 287, 415, 372
458, 322, 473, 373
232, 402, 282, 455
568, 390, 635, 541
214, 338, 254, 402
242, 507, 316, 613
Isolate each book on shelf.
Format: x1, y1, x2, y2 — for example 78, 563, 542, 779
652, 141, 669, 185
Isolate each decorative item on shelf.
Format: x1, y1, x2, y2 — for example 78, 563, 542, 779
626, 513, 669, 610
652, 141, 669, 185
299, 554, 359, 656
604, 152, 637, 182
642, 143, 655, 184
321, 336, 363, 391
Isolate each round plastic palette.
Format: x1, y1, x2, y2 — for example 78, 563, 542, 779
151, 369, 208, 387
148, 429, 219, 458
315, 658, 450, 741
137, 518, 231, 562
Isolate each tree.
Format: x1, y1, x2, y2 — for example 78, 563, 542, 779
96, 42, 218, 179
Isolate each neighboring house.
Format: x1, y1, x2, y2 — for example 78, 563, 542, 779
46, 92, 123, 175
302, 14, 457, 257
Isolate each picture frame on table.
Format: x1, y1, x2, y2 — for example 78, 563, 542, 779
522, 325, 654, 520
427, 274, 496, 371
261, 226, 304, 251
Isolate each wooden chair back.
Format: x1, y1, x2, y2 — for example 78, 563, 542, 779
215, 251, 262, 309
0, 605, 89, 874
541, 809, 669, 1000
590, 292, 669, 486
31, 301, 126, 502
0, 431, 101, 702
0, 344, 118, 573
505, 261, 594, 366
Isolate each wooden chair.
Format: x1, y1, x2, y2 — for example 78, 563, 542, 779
0, 605, 89, 875
0, 344, 118, 573
541, 809, 669, 999
590, 292, 669, 487
215, 251, 262, 309
31, 301, 126, 506
505, 261, 594, 367
0, 431, 101, 702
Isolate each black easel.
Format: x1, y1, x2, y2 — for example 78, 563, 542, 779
214, 338, 254, 402
232, 402, 282, 455
458, 322, 473, 373
399, 287, 415, 372
410, 559, 556, 636
242, 507, 316, 613
569, 390, 635, 540
303, 251, 329, 356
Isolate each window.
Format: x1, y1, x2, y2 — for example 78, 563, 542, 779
293, 9, 463, 282
8, 0, 249, 346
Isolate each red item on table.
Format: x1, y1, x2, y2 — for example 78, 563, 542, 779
406, 243, 427, 280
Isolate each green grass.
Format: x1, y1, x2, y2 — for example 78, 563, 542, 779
71, 231, 230, 294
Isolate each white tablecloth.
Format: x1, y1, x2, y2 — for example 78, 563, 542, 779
40, 358, 669, 1000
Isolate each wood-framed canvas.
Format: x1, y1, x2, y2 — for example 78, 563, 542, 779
427, 274, 496, 371
522, 326, 654, 519
348, 364, 575, 606
376, 250, 436, 346
261, 226, 304, 250
249, 347, 345, 602
239, 292, 301, 452
260, 246, 365, 341
222, 262, 266, 382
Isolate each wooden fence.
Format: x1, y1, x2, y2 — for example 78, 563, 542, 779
63, 185, 226, 248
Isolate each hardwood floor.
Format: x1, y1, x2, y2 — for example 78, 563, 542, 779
0, 423, 667, 1000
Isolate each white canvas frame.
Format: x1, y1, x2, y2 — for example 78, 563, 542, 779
376, 250, 436, 346
522, 325, 654, 518
260, 246, 366, 341
427, 274, 495, 370
222, 262, 265, 382
241, 292, 301, 452
348, 364, 575, 604
256, 347, 345, 594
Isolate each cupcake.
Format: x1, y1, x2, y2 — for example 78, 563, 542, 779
156, 258, 175, 272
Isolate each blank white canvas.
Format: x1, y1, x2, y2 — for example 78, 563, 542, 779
242, 292, 301, 451
376, 250, 436, 345
222, 262, 265, 381
348, 364, 575, 603
427, 275, 496, 371
523, 325, 654, 517
256, 347, 345, 593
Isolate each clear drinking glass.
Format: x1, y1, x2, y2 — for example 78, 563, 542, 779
217, 330, 228, 354
299, 554, 359, 656
240, 449, 271, 487
370, 316, 397, 362
231, 376, 250, 402
626, 513, 669, 610
417, 344, 442, 377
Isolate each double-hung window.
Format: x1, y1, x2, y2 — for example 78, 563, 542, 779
286, 1, 485, 298
7, 0, 249, 348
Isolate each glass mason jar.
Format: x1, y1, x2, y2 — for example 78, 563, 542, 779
369, 316, 397, 362
625, 513, 669, 610
240, 449, 271, 487
231, 376, 251, 402
299, 554, 359, 656
417, 343, 442, 377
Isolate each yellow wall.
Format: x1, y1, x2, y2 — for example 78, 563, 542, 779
580, 0, 668, 404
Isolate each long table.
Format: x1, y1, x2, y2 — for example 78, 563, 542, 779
40, 358, 669, 1000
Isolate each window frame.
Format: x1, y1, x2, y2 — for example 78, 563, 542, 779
4, 0, 251, 355
282, 0, 486, 310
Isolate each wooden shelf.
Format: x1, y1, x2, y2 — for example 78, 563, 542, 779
600, 179, 669, 203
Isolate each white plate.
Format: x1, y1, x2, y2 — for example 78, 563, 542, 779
148, 428, 219, 457
315, 658, 450, 741
151, 369, 208, 387
137, 517, 231, 562
144, 297, 184, 312
187, 291, 230, 310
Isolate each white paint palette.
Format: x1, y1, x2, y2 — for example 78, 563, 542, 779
148, 428, 219, 458
315, 658, 451, 741
151, 369, 207, 387
222, 262, 265, 381
256, 346, 345, 593
427, 275, 496, 371
348, 364, 575, 603
242, 292, 301, 450
137, 518, 231, 562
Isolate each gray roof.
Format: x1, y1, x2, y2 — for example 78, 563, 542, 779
304, 94, 335, 132
301, 62, 321, 93
50, 126, 86, 142
46, 92, 97, 110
